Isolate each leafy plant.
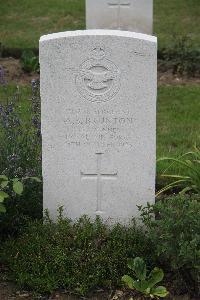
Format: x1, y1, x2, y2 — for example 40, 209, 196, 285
0, 78, 42, 237
3, 211, 152, 295
21, 50, 39, 73
156, 146, 200, 196
0, 80, 41, 178
161, 36, 200, 76
122, 257, 168, 299
139, 195, 200, 296
0, 175, 41, 213
2, 196, 200, 296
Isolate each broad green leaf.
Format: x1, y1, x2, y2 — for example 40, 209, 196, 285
122, 275, 134, 289
133, 257, 147, 280
13, 181, 23, 195
1, 180, 9, 188
0, 203, 6, 213
0, 175, 8, 181
151, 286, 169, 298
132, 280, 149, 293
0, 191, 9, 202
147, 268, 164, 288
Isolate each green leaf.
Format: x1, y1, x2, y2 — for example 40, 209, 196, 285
0, 191, 9, 202
161, 175, 190, 179
122, 275, 134, 289
147, 268, 164, 288
0, 203, 6, 213
179, 186, 193, 194
13, 181, 23, 195
132, 280, 149, 293
1, 180, 9, 188
151, 286, 169, 298
0, 175, 8, 181
133, 257, 147, 280
127, 258, 135, 271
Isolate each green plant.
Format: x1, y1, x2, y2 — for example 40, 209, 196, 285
2, 196, 200, 296
0, 175, 23, 213
161, 36, 200, 76
157, 146, 200, 196
0, 80, 42, 237
0, 82, 41, 178
3, 210, 153, 295
0, 175, 41, 213
122, 257, 168, 299
139, 195, 200, 295
21, 50, 39, 73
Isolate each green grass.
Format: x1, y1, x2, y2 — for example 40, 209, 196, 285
156, 85, 200, 182
0, 85, 32, 122
154, 0, 200, 48
0, 0, 85, 49
0, 0, 199, 50
157, 85, 200, 158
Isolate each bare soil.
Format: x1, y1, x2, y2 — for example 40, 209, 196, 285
0, 280, 199, 300
158, 70, 200, 86
0, 58, 39, 86
0, 58, 200, 86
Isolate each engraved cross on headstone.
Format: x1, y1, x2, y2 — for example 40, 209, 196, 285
81, 153, 118, 215
108, 0, 131, 29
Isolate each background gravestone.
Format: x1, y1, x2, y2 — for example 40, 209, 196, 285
40, 30, 157, 223
86, 0, 153, 35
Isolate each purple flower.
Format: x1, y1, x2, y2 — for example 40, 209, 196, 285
7, 103, 14, 114
31, 79, 39, 95
0, 104, 3, 114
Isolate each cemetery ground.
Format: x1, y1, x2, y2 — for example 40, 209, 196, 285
0, 0, 200, 50
0, 59, 199, 299
0, 1, 200, 300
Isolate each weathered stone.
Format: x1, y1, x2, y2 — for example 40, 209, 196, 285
40, 30, 157, 223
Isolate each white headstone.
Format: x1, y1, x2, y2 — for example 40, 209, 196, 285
40, 30, 157, 223
86, 0, 153, 35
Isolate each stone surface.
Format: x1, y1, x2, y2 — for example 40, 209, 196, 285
86, 0, 153, 35
40, 30, 157, 223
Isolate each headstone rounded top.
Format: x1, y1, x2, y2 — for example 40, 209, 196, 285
40, 29, 157, 43
40, 28, 157, 223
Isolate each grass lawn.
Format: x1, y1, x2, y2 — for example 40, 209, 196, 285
154, 0, 200, 48
0, 0, 199, 50
157, 85, 200, 157
157, 85, 200, 179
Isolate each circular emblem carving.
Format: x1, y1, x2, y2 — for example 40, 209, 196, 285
76, 47, 120, 103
